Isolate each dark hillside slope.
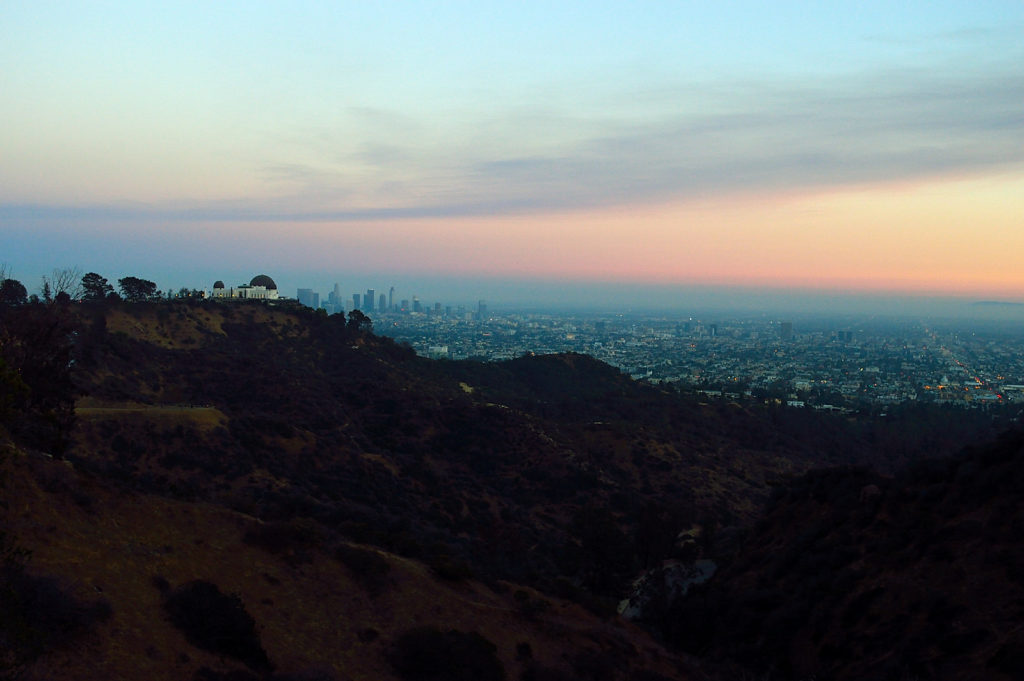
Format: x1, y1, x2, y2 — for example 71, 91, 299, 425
65, 300, 1011, 597
3, 298, 1020, 679
668, 428, 1024, 681
1, 438, 697, 681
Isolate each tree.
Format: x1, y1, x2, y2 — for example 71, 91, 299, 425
0, 355, 28, 426
43, 267, 83, 301
0, 304, 77, 456
80, 273, 114, 301
347, 309, 373, 333
117, 276, 157, 302
0, 279, 27, 306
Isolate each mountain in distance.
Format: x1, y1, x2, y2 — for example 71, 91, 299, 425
1, 298, 1020, 680
971, 301, 1024, 307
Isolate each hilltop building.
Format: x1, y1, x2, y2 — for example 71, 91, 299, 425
210, 274, 280, 300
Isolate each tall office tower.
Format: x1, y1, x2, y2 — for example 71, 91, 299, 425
445, 305, 452, 318
352, 293, 361, 310
412, 296, 421, 313
434, 302, 441, 315
297, 288, 317, 308
379, 294, 386, 311
329, 284, 345, 314
477, 299, 487, 321
779, 321, 793, 341
365, 289, 375, 312
388, 286, 395, 312
400, 299, 409, 312
709, 323, 718, 337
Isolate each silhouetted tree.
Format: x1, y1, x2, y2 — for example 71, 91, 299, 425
117, 276, 157, 302
0, 356, 28, 428
81, 272, 114, 301
0, 279, 27, 307
0, 304, 77, 455
43, 267, 83, 301
347, 309, 373, 333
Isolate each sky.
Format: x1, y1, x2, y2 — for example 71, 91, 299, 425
2, 1, 1023, 312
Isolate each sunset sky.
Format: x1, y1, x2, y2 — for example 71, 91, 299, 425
2, 2, 1023, 310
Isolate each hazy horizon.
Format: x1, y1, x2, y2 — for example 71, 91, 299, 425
7, 262, 1024, 322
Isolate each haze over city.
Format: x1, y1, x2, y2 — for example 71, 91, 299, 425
3, 2, 1023, 312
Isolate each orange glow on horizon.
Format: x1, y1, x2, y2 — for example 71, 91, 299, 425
207, 168, 1024, 300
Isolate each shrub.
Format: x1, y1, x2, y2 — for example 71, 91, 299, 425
163, 580, 271, 671
390, 626, 505, 681
0, 562, 112, 672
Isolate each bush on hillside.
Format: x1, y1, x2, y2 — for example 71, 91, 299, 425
0, 559, 112, 673
163, 580, 271, 671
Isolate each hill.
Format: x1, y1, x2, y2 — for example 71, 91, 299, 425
665, 428, 1024, 680
1, 298, 1018, 679
1, 437, 697, 681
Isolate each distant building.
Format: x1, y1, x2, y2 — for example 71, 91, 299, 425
296, 288, 319, 309
324, 284, 344, 315
210, 274, 280, 300
779, 321, 793, 341
365, 289, 375, 312
352, 293, 361, 310
379, 294, 387, 311
426, 345, 449, 359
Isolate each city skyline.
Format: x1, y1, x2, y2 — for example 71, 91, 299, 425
3, 2, 1024, 302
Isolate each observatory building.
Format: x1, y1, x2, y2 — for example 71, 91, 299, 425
209, 274, 280, 300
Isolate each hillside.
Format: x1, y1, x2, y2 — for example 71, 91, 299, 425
665, 429, 1024, 680
1, 439, 697, 681
1, 298, 1018, 679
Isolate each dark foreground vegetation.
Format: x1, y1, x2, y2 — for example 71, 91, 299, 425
1, 292, 1022, 680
